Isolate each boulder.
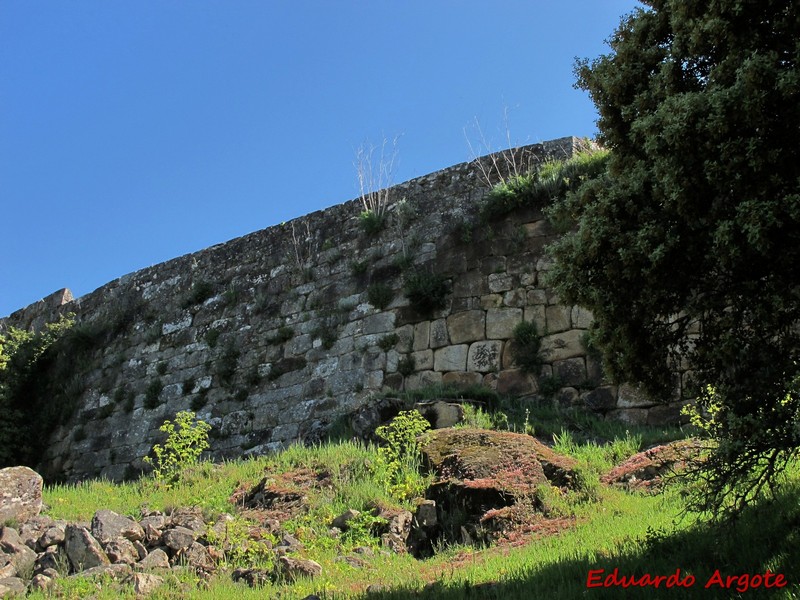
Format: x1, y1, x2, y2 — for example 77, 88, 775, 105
176, 542, 215, 573
0, 577, 26, 597
231, 567, 271, 587
277, 556, 322, 582
64, 525, 110, 572
137, 548, 170, 569
602, 439, 703, 492
129, 572, 164, 596
91, 510, 144, 545
0, 527, 37, 577
161, 527, 195, 552
0, 467, 43, 524
105, 538, 140, 565
331, 509, 360, 530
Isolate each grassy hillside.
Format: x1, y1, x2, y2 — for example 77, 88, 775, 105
30, 395, 800, 599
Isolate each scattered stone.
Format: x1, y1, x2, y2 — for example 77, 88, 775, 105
0, 577, 26, 597
176, 542, 215, 574
277, 556, 322, 582
602, 439, 703, 492
0, 563, 15, 579
105, 538, 139, 565
91, 509, 144, 545
37, 526, 65, 549
331, 509, 360, 530
414, 401, 463, 429
137, 548, 170, 570
129, 572, 164, 596
161, 527, 195, 552
33, 546, 66, 575
64, 525, 110, 572
30, 573, 52, 591
336, 555, 367, 569
0, 527, 37, 576
0, 467, 43, 524
169, 507, 206, 535
353, 546, 374, 557
79, 563, 131, 581
276, 533, 303, 553
366, 583, 385, 594
231, 567, 271, 587
415, 500, 437, 528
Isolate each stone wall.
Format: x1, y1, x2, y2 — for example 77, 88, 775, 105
0, 137, 685, 482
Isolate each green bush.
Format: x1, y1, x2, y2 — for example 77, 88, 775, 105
404, 271, 449, 316
181, 281, 215, 309
397, 354, 415, 377
143, 410, 211, 484
512, 321, 543, 374
359, 209, 386, 235
367, 283, 394, 309
372, 410, 431, 501
378, 333, 399, 352
144, 379, 164, 409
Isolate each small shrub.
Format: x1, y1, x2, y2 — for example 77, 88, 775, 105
311, 323, 337, 350
156, 361, 168, 376
512, 321, 543, 374
144, 379, 164, 409
216, 344, 240, 386
393, 253, 415, 271
372, 410, 431, 501
404, 271, 449, 316
182, 378, 196, 395
359, 209, 386, 236
181, 281, 215, 309
72, 426, 86, 442
205, 329, 221, 348
190, 389, 209, 412
97, 403, 114, 419
367, 283, 394, 310
143, 410, 211, 484
350, 259, 369, 277
538, 374, 563, 399
122, 393, 135, 414
222, 285, 240, 306
245, 367, 261, 387
378, 333, 399, 352
233, 389, 248, 403
398, 354, 416, 377
268, 326, 294, 345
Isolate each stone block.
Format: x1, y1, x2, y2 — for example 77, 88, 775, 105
606, 408, 648, 426
363, 312, 396, 335
413, 321, 431, 351
405, 371, 443, 390
523, 305, 546, 332
571, 306, 594, 329
617, 384, 658, 408
447, 310, 485, 344
488, 273, 514, 293
411, 349, 434, 371
503, 288, 527, 307
467, 341, 502, 373
540, 329, 585, 361
496, 369, 536, 396
552, 357, 587, 387
0, 466, 43, 524
441, 371, 483, 388
433, 345, 468, 372
429, 319, 449, 349
395, 324, 414, 353
581, 386, 617, 412
452, 271, 487, 297
647, 401, 692, 425
545, 305, 571, 333
486, 308, 522, 339
480, 294, 503, 309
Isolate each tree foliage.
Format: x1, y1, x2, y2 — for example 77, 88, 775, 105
547, 0, 800, 515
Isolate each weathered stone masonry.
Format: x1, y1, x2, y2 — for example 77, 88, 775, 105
1, 137, 686, 482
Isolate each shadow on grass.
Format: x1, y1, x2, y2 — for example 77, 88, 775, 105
360, 485, 800, 599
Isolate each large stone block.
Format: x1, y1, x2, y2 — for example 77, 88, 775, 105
429, 319, 449, 349
545, 305, 571, 333
488, 273, 514, 293
412, 321, 431, 351
486, 308, 523, 339
617, 384, 658, 408
447, 310, 485, 344
467, 341, 502, 373
552, 357, 587, 387
540, 329, 585, 361
0, 466, 43, 524
441, 371, 483, 388
410, 349, 434, 371
433, 345, 468, 372
405, 370, 443, 390
496, 369, 536, 396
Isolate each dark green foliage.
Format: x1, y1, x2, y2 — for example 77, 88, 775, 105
72, 426, 86, 443
222, 284, 240, 306
349, 259, 369, 277
245, 367, 261, 387
511, 321, 543, 375
0, 315, 110, 467
97, 403, 114, 419
397, 354, 415, 377
144, 379, 164, 409
216, 343, 240, 386
181, 280, 215, 309
378, 333, 399, 352
204, 329, 220, 348
190, 389, 209, 412
122, 393, 135, 414
268, 326, 294, 345
358, 209, 385, 236
367, 282, 394, 310
392, 253, 415, 271
182, 378, 195, 395
548, 0, 800, 515
537, 375, 563, 400
267, 357, 307, 381
233, 389, 248, 403
404, 271, 449, 316
156, 361, 168, 376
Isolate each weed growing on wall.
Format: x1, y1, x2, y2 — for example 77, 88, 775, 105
404, 270, 449, 316
367, 283, 394, 310
512, 321, 544, 375
181, 280, 215, 309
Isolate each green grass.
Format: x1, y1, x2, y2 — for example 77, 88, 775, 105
36, 397, 799, 600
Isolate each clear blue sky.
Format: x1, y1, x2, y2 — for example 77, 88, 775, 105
1, 1, 640, 318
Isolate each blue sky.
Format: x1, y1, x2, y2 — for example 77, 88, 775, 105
1, 1, 640, 318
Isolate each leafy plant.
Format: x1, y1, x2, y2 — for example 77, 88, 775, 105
359, 209, 386, 236
143, 410, 211, 484
181, 281, 215, 309
397, 354, 415, 377
216, 343, 240, 386
372, 410, 431, 500
144, 379, 164, 409
367, 282, 394, 310
404, 270, 449, 316
512, 321, 543, 374
268, 326, 294, 345
349, 259, 369, 277
538, 375, 563, 400
378, 333, 399, 352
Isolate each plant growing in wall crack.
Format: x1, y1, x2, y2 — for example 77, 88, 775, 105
404, 270, 449, 316
144, 410, 211, 485
355, 136, 400, 235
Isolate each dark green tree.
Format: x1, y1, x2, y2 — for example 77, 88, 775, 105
547, 0, 800, 515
